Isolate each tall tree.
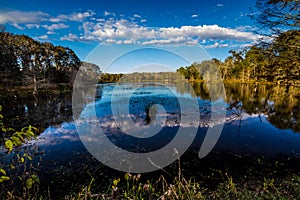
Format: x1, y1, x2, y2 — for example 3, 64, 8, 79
270, 30, 300, 83
254, 0, 300, 34
0, 31, 82, 89
0, 30, 19, 88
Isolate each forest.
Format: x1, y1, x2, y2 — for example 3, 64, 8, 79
0, 27, 100, 93
178, 30, 300, 84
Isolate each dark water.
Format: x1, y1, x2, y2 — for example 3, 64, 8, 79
1, 83, 300, 196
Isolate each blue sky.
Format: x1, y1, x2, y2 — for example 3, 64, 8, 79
0, 0, 260, 68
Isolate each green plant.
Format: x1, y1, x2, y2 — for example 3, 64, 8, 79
64, 177, 95, 200
123, 173, 154, 200
0, 105, 39, 197
110, 159, 205, 200
218, 171, 237, 198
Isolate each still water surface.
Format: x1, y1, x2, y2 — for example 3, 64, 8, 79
36, 83, 300, 157
1, 82, 300, 193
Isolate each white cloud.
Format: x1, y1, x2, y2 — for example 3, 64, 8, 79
204, 42, 229, 49
104, 11, 116, 17
142, 37, 198, 45
11, 23, 25, 30
60, 33, 79, 41
235, 25, 258, 32
49, 18, 61, 23
25, 24, 40, 29
42, 23, 69, 31
70, 11, 95, 21
158, 25, 257, 41
34, 35, 49, 40
0, 10, 48, 24
47, 31, 56, 34
2, 10, 257, 49
104, 38, 135, 44
87, 19, 156, 40
49, 11, 95, 22
72, 18, 259, 47
217, 3, 224, 7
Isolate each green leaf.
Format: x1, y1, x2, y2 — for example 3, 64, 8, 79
125, 173, 129, 181
26, 178, 33, 189
7, 128, 15, 132
16, 131, 25, 139
21, 127, 27, 132
5, 140, 13, 152
0, 169, 6, 175
27, 130, 35, 137
0, 176, 10, 182
31, 174, 39, 183
11, 136, 21, 146
113, 178, 120, 186
10, 164, 15, 170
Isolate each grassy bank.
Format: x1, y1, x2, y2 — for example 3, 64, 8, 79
1, 165, 300, 199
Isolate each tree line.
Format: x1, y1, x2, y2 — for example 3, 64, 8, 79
0, 28, 100, 93
178, 30, 299, 85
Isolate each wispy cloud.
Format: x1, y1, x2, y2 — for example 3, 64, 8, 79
0, 10, 48, 24
142, 37, 198, 45
133, 14, 141, 18
47, 31, 56, 34
60, 33, 79, 41
0, 9, 95, 31
235, 25, 258, 32
216, 3, 224, 7
42, 23, 69, 31
191, 14, 198, 18
49, 11, 95, 22
70, 11, 95, 21
204, 42, 228, 49
25, 24, 40, 29
104, 11, 116, 17
34, 35, 49, 40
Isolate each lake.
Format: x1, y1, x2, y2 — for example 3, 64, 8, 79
1, 82, 300, 196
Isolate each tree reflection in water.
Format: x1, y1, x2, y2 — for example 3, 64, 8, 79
187, 82, 300, 133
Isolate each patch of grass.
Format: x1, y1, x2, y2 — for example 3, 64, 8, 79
1, 169, 300, 199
